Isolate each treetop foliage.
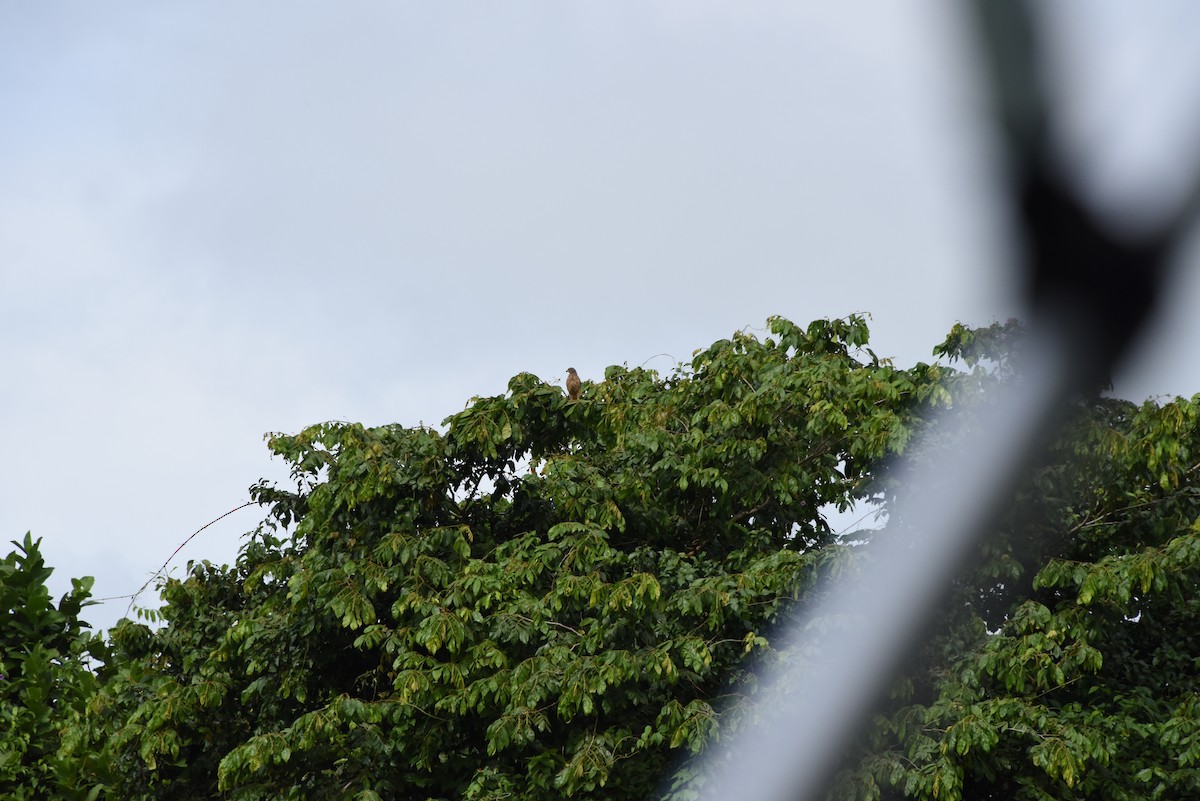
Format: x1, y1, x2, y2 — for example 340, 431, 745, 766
5, 314, 1200, 801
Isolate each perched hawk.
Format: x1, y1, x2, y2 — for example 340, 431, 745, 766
566, 367, 581, 401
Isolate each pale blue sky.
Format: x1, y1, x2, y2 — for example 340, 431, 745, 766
3, 1, 1198, 634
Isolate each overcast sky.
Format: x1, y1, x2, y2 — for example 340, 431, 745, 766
4, 1, 1200, 635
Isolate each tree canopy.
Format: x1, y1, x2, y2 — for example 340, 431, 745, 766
6, 314, 1200, 800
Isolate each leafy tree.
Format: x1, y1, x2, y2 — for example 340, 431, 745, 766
0, 534, 106, 800
64, 315, 943, 800
54, 314, 1200, 800
838, 324, 1200, 801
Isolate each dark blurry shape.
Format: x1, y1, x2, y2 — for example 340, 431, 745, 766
972, 1, 1193, 388
566, 367, 581, 401
1018, 161, 1163, 389
687, 2, 1200, 800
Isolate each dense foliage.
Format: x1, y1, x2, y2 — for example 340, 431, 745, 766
4, 314, 1200, 800
0, 534, 106, 800
849, 327, 1200, 801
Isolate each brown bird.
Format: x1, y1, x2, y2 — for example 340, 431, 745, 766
565, 367, 581, 401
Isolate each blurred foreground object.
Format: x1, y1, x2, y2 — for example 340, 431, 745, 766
688, 2, 1200, 799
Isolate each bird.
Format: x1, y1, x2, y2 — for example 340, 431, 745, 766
565, 367, 581, 401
